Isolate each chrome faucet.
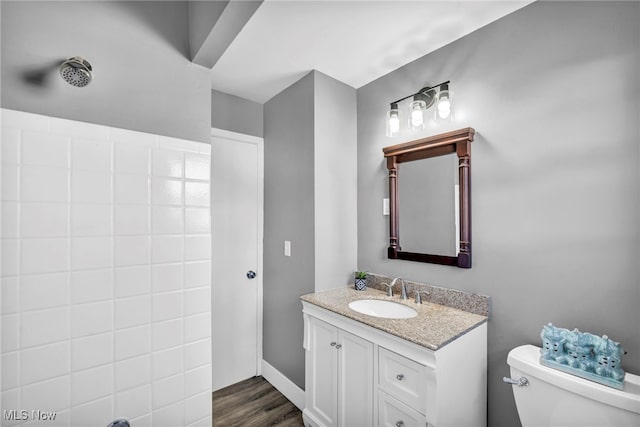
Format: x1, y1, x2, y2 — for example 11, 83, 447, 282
391, 277, 408, 300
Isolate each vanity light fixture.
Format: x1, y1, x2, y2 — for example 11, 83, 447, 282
386, 80, 453, 135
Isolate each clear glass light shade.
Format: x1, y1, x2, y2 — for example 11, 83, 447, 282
409, 99, 427, 131
386, 105, 401, 137
435, 89, 454, 122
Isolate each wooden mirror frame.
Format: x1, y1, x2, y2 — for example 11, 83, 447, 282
383, 127, 474, 268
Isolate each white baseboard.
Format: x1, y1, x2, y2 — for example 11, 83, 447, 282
261, 359, 305, 411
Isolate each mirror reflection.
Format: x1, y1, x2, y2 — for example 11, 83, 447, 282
397, 154, 459, 256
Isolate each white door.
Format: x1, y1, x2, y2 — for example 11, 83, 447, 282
211, 129, 263, 391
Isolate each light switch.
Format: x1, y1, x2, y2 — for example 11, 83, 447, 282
383, 198, 390, 215
284, 240, 291, 257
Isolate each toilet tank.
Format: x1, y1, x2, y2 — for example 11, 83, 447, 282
507, 345, 640, 427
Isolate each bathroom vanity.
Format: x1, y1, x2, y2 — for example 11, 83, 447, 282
301, 287, 488, 427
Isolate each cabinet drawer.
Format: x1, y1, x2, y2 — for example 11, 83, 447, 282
378, 391, 424, 427
378, 347, 427, 414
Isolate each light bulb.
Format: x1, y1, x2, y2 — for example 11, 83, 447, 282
389, 115, 400, 133
411, 109, 423, 127
386, 103, 401, 137
409, 99, 426, 131
437, 99, 451, 119
435, 84, 453, 122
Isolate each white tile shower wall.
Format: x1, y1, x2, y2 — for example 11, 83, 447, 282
0, 109, 212, 427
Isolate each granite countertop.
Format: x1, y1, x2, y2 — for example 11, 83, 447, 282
300, 287, 488, 351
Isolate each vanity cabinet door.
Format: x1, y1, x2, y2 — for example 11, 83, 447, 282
305, 316, 374, 427
306, 317, 339, 427
338, 330, 374, 427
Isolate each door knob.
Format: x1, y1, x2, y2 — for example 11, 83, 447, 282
246, 270, 256, 279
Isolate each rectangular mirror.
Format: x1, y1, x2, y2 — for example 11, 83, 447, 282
383, 128, 474, 268
398, 153, 459, 256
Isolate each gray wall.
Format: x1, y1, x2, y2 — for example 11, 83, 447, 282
263, 70, 357, 389
356, 2, 639, 426
211, 89, 264, 138
0, 1, 211, 143
263, 72, 316, 388
313, 71, 358, 292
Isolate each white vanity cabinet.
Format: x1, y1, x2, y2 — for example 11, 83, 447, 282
304, 315, 374, 427
302, 300, 487, 427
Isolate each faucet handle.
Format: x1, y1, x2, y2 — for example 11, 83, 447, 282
415, 291, 429, 304
381, 282, 393, 296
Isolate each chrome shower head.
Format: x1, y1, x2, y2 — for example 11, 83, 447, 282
60, 56, 92, 87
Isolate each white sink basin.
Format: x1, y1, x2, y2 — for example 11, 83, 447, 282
348, 299, 417, 319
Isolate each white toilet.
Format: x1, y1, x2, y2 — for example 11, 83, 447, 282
506, 344, 640, 426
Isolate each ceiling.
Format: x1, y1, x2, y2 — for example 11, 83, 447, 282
209, 0, 534, 104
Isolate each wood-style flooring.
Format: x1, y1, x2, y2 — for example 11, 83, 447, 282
212, 376, 304, 427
